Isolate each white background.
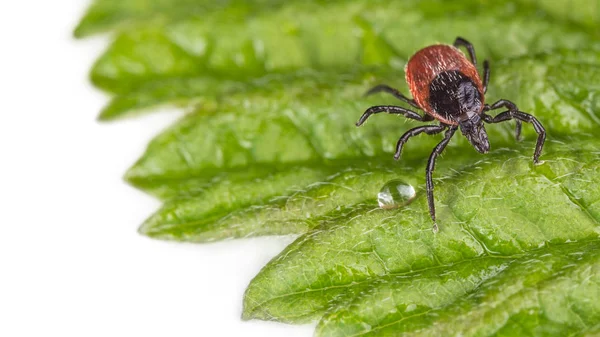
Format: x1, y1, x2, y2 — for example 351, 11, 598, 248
0, 2, 314, 336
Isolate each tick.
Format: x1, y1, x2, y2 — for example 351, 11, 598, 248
356, 37, 546, 230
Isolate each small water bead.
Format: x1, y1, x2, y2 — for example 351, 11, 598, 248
377, 179, 416, 209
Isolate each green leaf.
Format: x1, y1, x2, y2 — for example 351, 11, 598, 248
76, 0, 600, 335
314, 240, 600, 336
130, 49, 600, 242
242, 140, 600, 324
74, 0, 292, 38
85, 0, 596, 120
515, 0, 600, 31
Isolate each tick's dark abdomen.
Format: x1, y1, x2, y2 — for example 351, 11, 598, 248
429, 70, 483, 122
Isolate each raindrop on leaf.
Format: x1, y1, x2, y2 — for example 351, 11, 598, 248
377, 179, 416, 209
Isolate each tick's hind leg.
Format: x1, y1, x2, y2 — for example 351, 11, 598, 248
394, 125, 446, 160
455, 37, 490, 93
482, 110, 546, 163
454, 37, 478, 66
365, 84, 422, 109
426, 127, 457, 230
356, 105, 433, 126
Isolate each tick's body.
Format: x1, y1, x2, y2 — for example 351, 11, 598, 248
356, 37, 546, 231
406, 45, 484, 125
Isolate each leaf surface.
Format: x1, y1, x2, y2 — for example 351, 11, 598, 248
243, 141, 600, 326
131, 50, 600, 242
83, 1, 596, 120
77, 0, 600, 335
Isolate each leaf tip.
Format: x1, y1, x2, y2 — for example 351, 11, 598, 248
137, 221, 153, 237
240, 310, 253, 321
241, 289, 258, 321
97, 109, 117, 122
123, 165, 145, 189
72, 20, 92, 39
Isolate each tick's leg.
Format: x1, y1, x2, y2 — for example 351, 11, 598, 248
454, 37, 477, 66
356, 105, 432, 126
454, 37, 489, 91
484, 99, 523, 141
486, 98, 517, 111
426, 127, 457, 226
394, 125, 446, 160
515, 119, 522, 141
514, 111, 545, 163
483, 60, 490, 94
482, 110, 546, 163
365, 84, 422, 109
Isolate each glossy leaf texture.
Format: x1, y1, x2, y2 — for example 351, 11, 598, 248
243, 141, 600, 325
76, 0, 600, 335
131, 49, 600, 242
81, 0, 596, 120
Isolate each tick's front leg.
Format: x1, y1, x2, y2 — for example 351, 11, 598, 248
426, 127, 457, 232
484, 99, 523, 141
356, 105, 433, 126
394, 125, 446, 160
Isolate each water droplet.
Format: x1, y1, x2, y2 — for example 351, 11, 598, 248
377, 179, 416, 209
